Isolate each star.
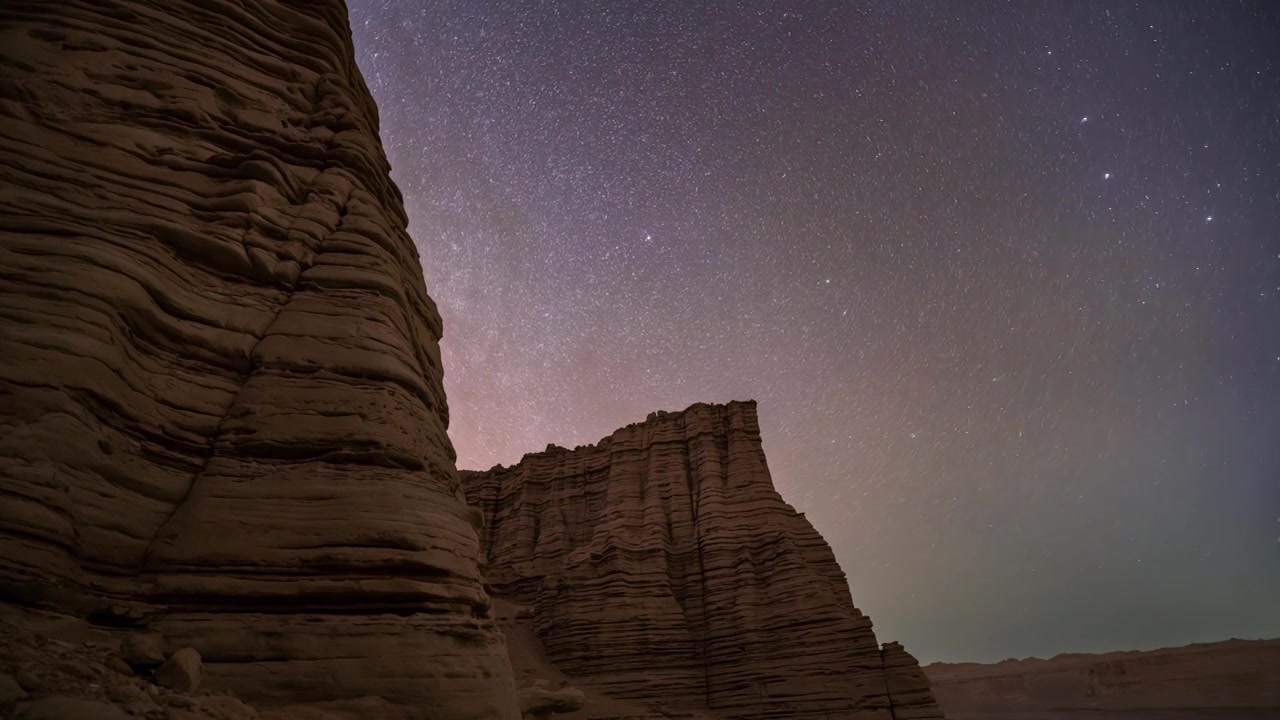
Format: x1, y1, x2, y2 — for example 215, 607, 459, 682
348, 0, 1280, 666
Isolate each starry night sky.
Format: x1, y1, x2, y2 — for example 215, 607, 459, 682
347, 1, 1280, 663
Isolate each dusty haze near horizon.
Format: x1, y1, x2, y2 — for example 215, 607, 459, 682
349, 0, 1280, 663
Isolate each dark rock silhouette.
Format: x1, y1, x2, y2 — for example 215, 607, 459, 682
464, 401, 944, 719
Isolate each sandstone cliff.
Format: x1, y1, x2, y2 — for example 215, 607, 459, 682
925, 637, 1280, 719
0, 1, 517, 717
463, 401, 944, 720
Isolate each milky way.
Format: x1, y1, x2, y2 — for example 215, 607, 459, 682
348, 0, 1280, 663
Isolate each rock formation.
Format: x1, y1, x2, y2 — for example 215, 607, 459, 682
0, 1, 517, 717
881, 643, 947, 720
463, 401, 944, 720
925, 637, 1280, 718
0, 2, 946, 719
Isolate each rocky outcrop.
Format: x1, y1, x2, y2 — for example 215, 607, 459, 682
518, 684, 586, 720
880, 643, 944, 720
925, 638, 1280, 718
0, 1, 517, 717
463, 400, 944, 719
1, 607, 255, 720
0, 604, 436, 720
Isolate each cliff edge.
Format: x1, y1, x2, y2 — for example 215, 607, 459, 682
0, 1, 516, 717
463, 400, 944, 720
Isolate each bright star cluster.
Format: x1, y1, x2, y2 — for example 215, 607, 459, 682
348, 1, 1280, 663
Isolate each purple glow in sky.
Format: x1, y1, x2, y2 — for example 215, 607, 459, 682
349, 0, 1280, 663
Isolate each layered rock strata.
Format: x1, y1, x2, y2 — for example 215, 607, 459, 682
463, 400, 944, 720
0, 1, 516, 716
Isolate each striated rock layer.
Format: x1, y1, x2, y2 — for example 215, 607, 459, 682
463, 400, 944, 720
0, 1, 517, 717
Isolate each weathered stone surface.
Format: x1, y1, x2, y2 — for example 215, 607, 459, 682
464, 400, 944, 719
519, 684, 586, 719
0, 606, 265, 719
925, 637, 1280, 717
881, 643, 944, 720
0, 673, 27, 712
0, 1, 517, 717
120, 633, 165, 670
154, 647, 202, 692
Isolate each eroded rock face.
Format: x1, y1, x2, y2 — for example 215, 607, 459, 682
463, 400, 944, 719
0, 1, 517, 716
880, 643, 944, 720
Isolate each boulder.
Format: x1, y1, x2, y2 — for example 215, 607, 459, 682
120, 634, 166, 670
154, 648, 202, 692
